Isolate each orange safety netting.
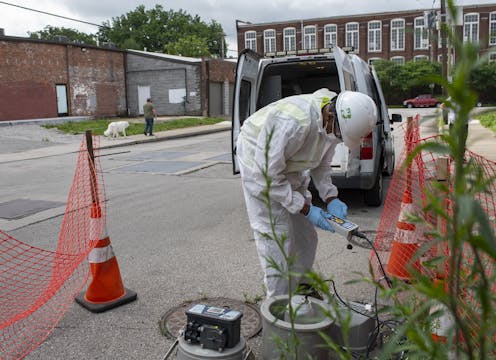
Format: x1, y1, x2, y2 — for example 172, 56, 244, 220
0, 135, 105, 360
371, 114, 496, 347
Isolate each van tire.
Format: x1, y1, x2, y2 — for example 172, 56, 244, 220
364, 171, 383, 206
383, 150, 395, 176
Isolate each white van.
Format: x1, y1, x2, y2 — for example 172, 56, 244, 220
231, 46, 402, 206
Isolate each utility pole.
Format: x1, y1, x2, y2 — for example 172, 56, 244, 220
441, 0, 448, 95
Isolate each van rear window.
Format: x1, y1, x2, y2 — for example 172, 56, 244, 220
257, 60, 340, 110
239, 80, 251, 126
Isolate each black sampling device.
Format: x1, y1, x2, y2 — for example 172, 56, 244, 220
184, 304, 243, 352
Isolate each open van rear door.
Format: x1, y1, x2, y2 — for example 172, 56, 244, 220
332, 45, 356, 91
232, 49, 261, 174
371, 66, 395, 175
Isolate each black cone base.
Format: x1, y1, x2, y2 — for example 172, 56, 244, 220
75, 288, 137, 313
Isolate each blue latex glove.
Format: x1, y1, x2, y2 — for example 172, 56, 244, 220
327, 198, 348, 219
306, 205, 334, 232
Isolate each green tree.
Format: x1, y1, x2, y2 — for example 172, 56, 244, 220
28, 25, 97, 45
402, 59, 441, 95
98, 4, 226, 57
469, 61, 496, 104
374, 59, 441, 105
164, 34, 211, 57
373, 59, 405, 104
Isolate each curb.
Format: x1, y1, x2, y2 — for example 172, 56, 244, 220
98, 125, 231, 151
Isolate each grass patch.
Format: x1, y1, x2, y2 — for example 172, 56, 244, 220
42, 117, 226, 135
474, 111, 496, 134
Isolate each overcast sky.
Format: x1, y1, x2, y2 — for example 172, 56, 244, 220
1, 0, 495, 56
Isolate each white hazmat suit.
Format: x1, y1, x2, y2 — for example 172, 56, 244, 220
236, 89, 340, 297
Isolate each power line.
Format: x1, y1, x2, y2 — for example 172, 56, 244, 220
0, 0, 108, 29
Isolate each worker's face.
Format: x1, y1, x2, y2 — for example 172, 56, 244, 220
322, 104, 342, 138
322, 104, 334, 135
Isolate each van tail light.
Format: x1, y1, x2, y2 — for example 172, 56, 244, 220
360, 132, 373, 160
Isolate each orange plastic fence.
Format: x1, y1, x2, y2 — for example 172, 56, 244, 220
371, 114, 496, 346
0, 136, 105, 359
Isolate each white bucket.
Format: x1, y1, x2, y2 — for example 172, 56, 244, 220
261, 295, 335, 360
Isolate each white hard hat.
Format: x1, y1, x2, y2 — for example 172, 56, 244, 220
334, 91, 377, 149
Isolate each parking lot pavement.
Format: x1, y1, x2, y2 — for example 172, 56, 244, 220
1, 111, 495, 359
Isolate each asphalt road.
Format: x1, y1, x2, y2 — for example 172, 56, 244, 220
1, 121, 389, 359
1, 107, 494, 359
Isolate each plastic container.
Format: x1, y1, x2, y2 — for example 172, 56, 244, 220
261, 295, 335, 360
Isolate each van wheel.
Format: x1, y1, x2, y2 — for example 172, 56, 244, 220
383, 152, 395, 176
364, 171, 383, 206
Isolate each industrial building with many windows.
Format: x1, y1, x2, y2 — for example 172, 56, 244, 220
236, 3, 496, 65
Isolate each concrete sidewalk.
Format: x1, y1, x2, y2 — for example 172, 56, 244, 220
0, 121, 232, 164
418, 115, 496, 162
466, 120, 496, 162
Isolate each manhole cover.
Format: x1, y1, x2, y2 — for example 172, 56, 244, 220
159, 297, 262, 339
0, 199, 65, 220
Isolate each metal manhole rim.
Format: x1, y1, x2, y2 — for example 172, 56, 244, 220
159, 297, 262, 340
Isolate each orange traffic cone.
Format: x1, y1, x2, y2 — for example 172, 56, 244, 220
76, 203, 137, 313
386, 188, 421, 281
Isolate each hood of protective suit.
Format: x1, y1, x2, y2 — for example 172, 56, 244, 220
312, 88, 338, 139
312, 88, 337, 111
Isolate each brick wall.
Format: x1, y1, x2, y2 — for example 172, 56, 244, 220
201, 59, 236, 116
68, 46, 126, 117
0, 38, 126, 121
236, 4, 496, 63
205, 59, 236, 82
0, 41, 67, 120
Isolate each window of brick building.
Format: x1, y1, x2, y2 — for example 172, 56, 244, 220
490, 12, 496, 45
303, 25, 317, 50
346, 22, 359, 52
324, 24, 337, 48
368, 21, 381, 52
283, 27, 296, 51
414, 17, 429, 49
464, 13, 479, 43
489, 53, 496, 63
391, 56, 405, 65
391, 18, 405, 51
264, 29, 276, 53
414, 55, 429, 62
368, 57, 382, 65
245, 31, 257, 51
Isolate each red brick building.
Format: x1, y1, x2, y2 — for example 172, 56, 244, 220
0, 36, 126, 121
236, 3, 496, 65
201, 58, 236, 117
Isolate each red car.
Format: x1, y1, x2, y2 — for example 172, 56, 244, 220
403, 94, 441, 108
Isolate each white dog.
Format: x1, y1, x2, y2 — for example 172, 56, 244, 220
103, 121, 129, 138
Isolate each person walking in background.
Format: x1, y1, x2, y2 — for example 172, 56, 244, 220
143, 98, 157, 136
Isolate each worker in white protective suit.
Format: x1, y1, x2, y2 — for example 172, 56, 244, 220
236, 88, 377, 297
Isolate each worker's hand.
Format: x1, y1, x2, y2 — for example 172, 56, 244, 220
306, 205, 335, 232
327, 198, 347, 219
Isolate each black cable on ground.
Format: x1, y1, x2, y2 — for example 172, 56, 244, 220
324, 231, 401, 357
352, 231, 393, 288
